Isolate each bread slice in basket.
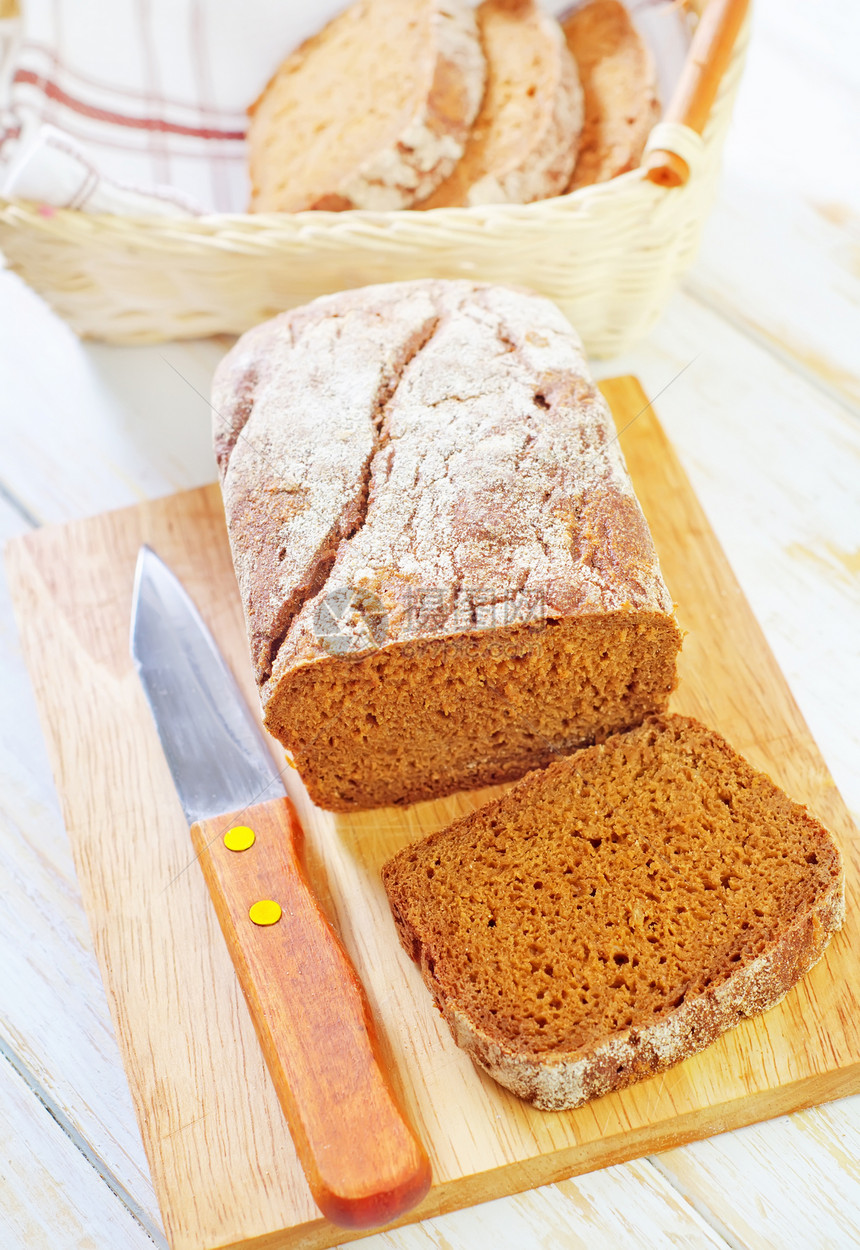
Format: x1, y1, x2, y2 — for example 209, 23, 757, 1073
383, 714, 844, 1110
562, 0, 660, 190
421, 0, 584, 207
248, 0, 485, 212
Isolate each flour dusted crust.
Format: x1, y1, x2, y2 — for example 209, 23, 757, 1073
383, 715, 845, 1109
248, 0, 485, 213
562, 0, 660, 190
215, 278, 674, 683
214, 279, 681, 809
420, 0, 584, 208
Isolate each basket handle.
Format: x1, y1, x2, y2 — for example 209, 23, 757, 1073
644, 0, 750, 188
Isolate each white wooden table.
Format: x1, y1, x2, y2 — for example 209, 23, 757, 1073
2, 1, 859, 1245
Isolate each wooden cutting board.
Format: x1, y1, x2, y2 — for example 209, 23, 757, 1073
7, 376, 860, 1250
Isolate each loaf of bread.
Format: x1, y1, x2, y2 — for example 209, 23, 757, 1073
562, 0, 659, 190
383, 714, 845, 1109
419, 0, 583, 208
247, 0, 485, 212
213, 279, 681, 811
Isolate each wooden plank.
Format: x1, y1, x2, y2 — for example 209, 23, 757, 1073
0, 1054, 158, 1250
684, 0, 860, 412
0, 494, 162, 1229
0, 315, 743, 1250
6, 379, 859, 1250
651, 1096, 860, 1249
0, 270, 224, 524
351, 1159, 730, 1250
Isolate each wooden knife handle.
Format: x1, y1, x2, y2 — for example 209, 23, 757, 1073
190, 796, 431, 1229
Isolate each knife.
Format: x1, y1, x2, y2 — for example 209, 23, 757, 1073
129, 545, 430, 1230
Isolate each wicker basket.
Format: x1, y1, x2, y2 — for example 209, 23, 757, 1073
0, 0, 749, 354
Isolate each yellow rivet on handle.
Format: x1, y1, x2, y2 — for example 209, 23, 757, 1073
249, 899, 282, 926
224, 825, 256, 852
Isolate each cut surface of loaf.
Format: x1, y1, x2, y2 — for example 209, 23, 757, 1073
420, 0, 583, 208
383, 715, 845, 1110
562, 0, 659, 190
248, 0, 485, 212
214, 278, 681, 811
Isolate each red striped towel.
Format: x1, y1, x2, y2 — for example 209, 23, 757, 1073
0, 0, 347, 213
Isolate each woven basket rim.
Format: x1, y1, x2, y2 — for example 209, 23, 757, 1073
0, 165, 655, 235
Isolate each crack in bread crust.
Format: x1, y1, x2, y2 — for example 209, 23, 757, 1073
262, 316, 442, 681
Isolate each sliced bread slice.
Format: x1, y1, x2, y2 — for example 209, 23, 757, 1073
382, 714, 844, 1110
562, 0, 660, 190
248, 0, 485, 212
419, 0, 583, 208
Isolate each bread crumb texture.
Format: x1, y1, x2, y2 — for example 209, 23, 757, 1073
383, 715, 845, 1109
248, 0, 485, 211
214, 278, 681, 810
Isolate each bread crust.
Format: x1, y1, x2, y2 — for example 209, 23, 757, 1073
421, 0, 584, 208
214, 278, 676, 684
248, 0, 485, 213
562, 0, 660, 190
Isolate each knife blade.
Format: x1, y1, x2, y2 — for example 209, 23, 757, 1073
130, 545, 430, 1230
